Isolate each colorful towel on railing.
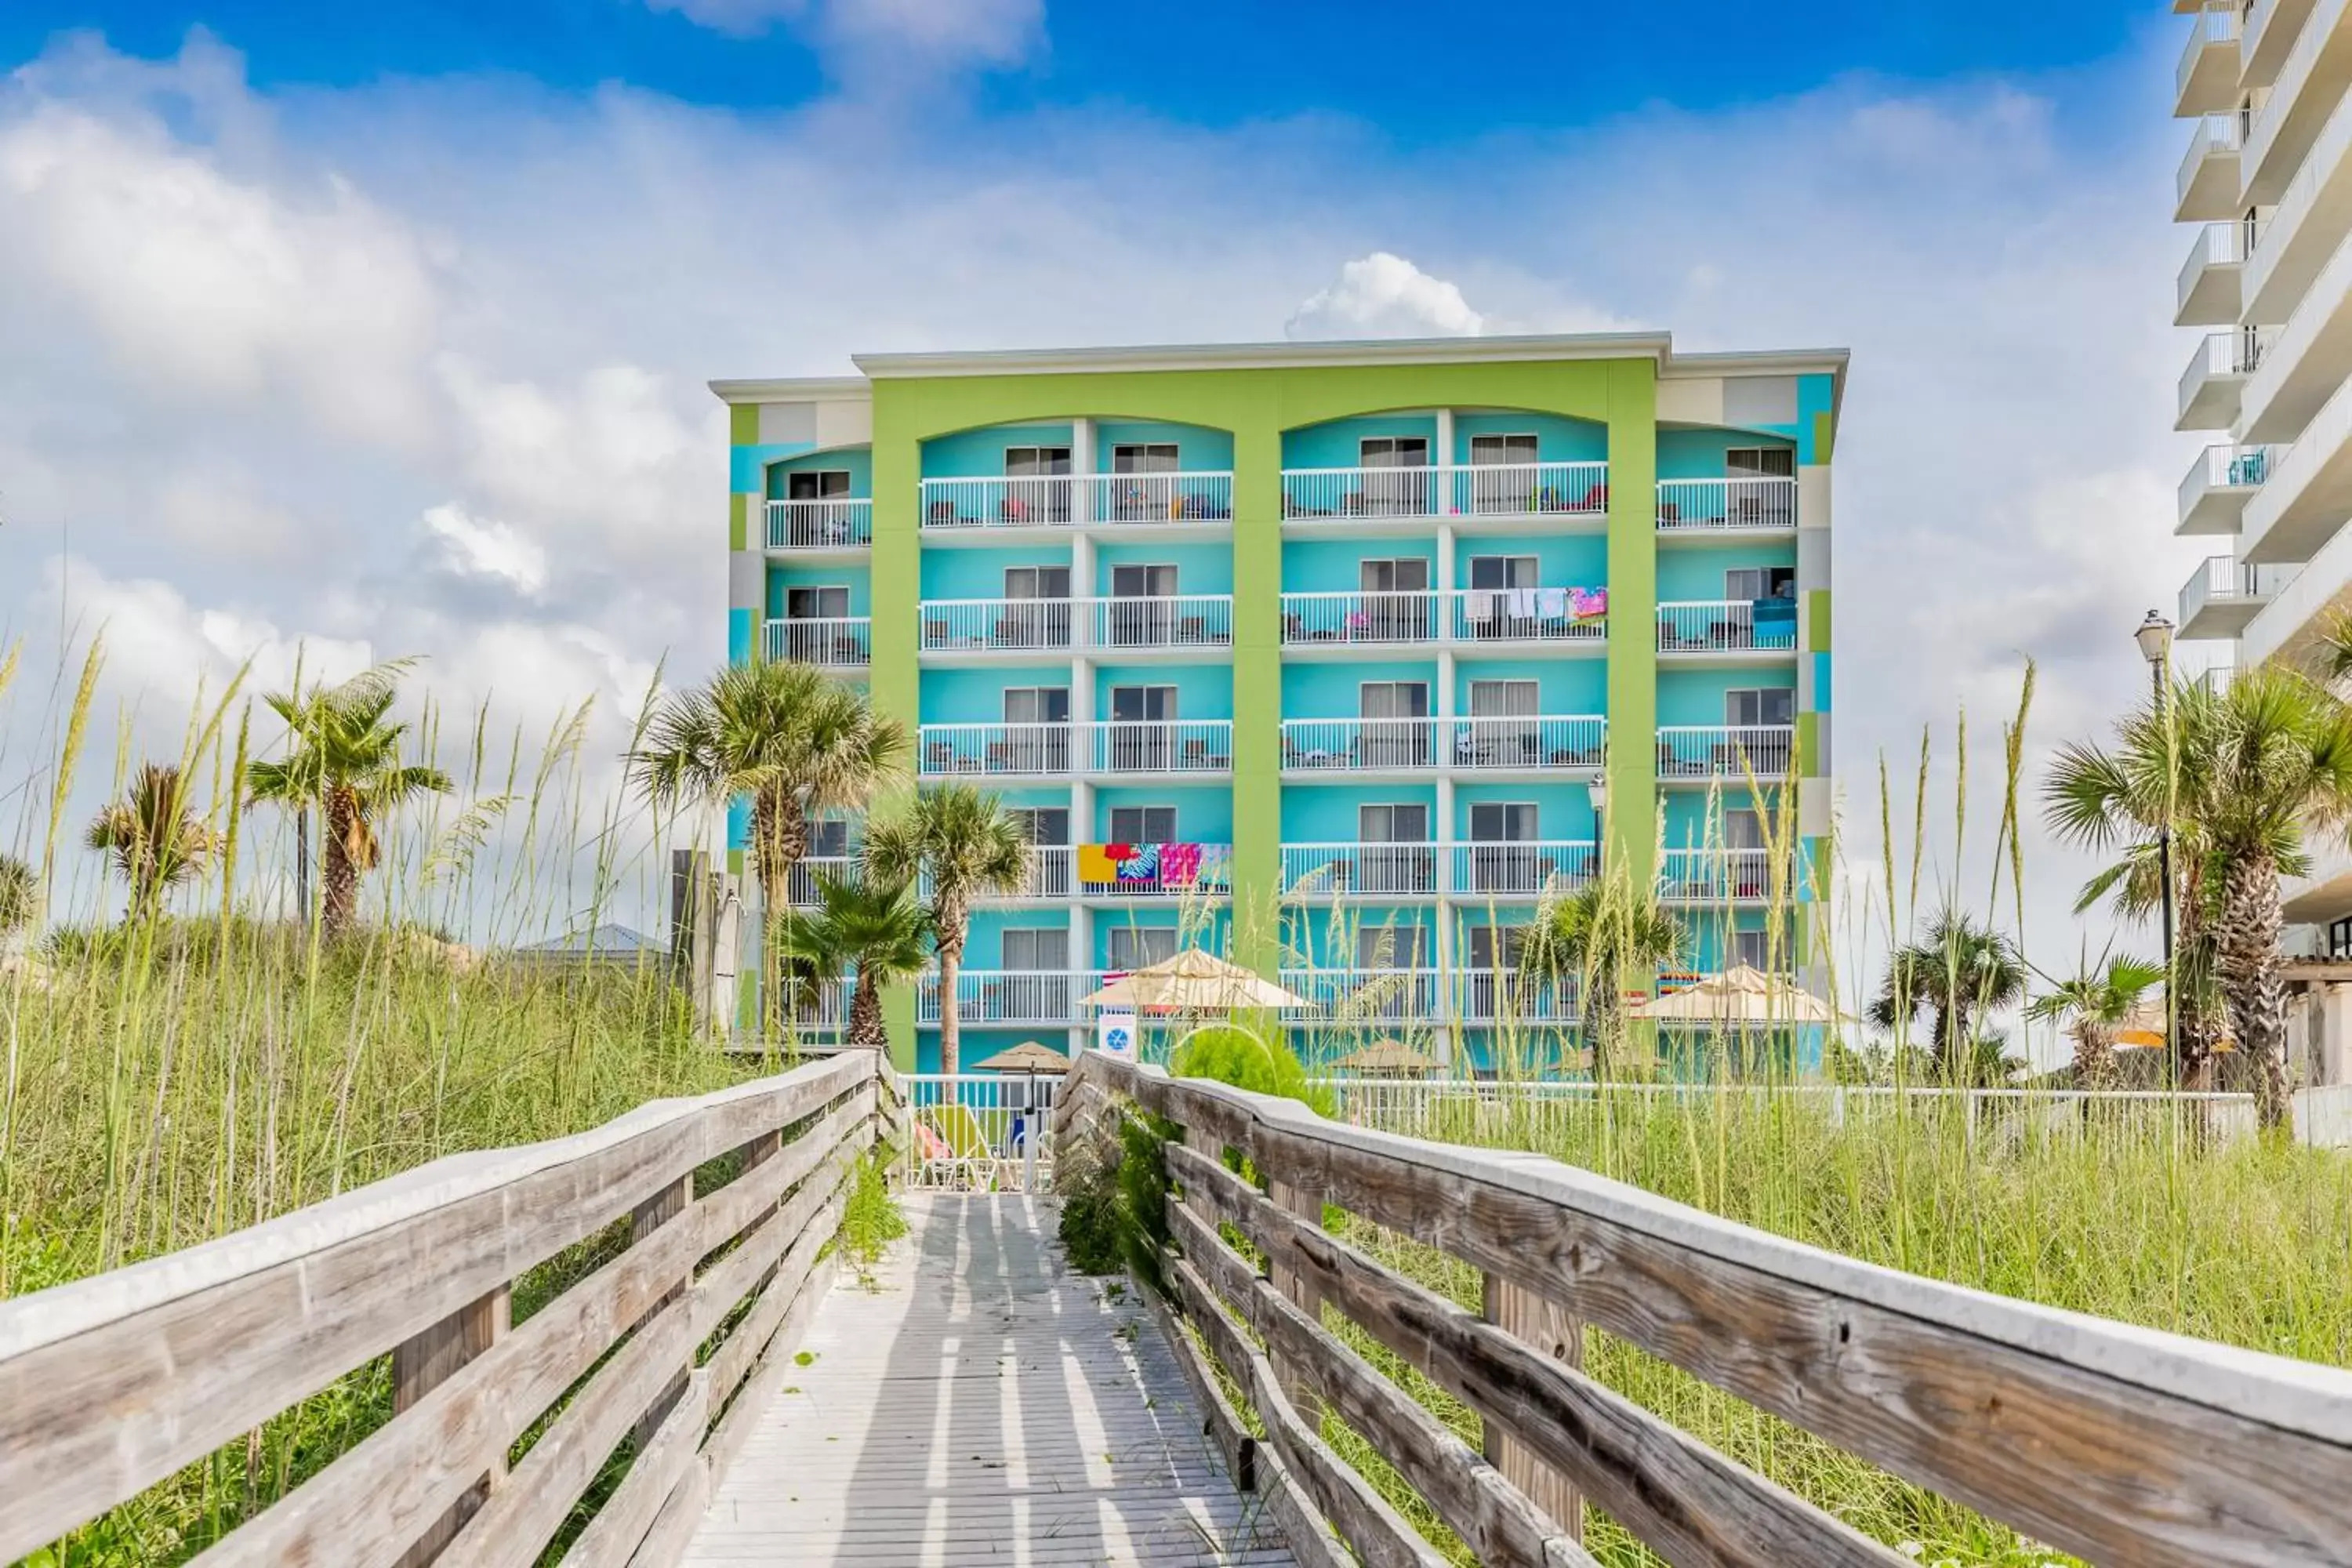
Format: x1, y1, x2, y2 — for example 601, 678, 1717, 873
1566, 586, 1607, 620
1077, 842, 1221, 885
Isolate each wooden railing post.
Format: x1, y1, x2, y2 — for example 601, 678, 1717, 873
1481, 1275, 1584, 1544
631, 1171, 695, 1451
1267, 1176, 1327, 1421
390, 1283, 510, 1567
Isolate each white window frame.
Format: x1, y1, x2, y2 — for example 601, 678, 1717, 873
1004, 445, 1072, 475
1359, 803, 1430, 842
785, 468, 851, 500
1003, 686, 1071, 724
782, 585, 851, 622
1467, 680, 1539, 717
1358, 681, 1430, 719
1468, 433, 1540, 467
1109, 805, 1178, 843
1001, 926, 1071, 971
1468, 801, 1539, 842
1106, 925, 1178, 971
1724, 688, 1795, 727
1112, 442, 1180, 473
1465, 554, 1540, 590
1359, 435, 1430, 467
1725, 447, 1795, 478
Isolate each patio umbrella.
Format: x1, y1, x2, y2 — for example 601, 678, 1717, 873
973, 1040, 1073, 1073
1632, 964, 1842, 1024
2113, 999, 2235, 1052
1080, 948, 1310, 1011
1329, 1039, 1443, 1076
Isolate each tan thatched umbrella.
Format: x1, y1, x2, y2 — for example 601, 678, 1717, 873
973, 1040, 1073, 1074
1080, 948, 1310, 1011
2114, 998, 2235, 1052
1329, 1040, 1442, 1077
1632, 964, 1841, 1025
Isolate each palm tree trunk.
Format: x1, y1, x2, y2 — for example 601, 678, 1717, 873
2071, 1022, 2118, 1093
2216, 855, 2293, 1131
936, 902, 967, 1079
321, 789, 361, 939
848, 973, 887, 1051
751, 790, 811, 1040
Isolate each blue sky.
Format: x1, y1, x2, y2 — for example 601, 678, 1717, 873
0, 1, 2212, 993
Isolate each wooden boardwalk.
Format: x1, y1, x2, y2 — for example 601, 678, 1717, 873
683, 1192, 1298, 1566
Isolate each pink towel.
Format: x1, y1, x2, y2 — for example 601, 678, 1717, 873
1160, 842, 1203, 885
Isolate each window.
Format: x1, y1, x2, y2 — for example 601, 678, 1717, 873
786, 469, 851, 500
1732, 929, 1775, 970
1109, 685, 1177, 721
1466, 926, 1527, 968
1355, 924, 1428, 967
1003, 687, 1071, 724
1358, 681, 1429, 719
1011, 807, 1069, 845
1004, 446, 1072, 475
1468, 802, 1538, 842
1358, 682, 1430, 768
1359, 436, 1431, 515
1466, 554, 1540, 590
1359, 436, 1428, 467
1725, 809, 1766, 850
1002, 927, 1070, 971
1112, 443, 1179, 473
2332, 917, 2352, 959
808, 819, 852, 858
1359, 804, 1430, 842
1468, 680, 1538, 717
1107, 925, 1178, 971
1724, 688, 1795, 727
1359, 557, 1430, 593
778, 586, 852, 662
783, 586, 850, 622
1109, 805, 1178, 843
1725, 448, 1795, 478
1724, 567, 1797, 601
1004, 565, 1071, 598
1468, 434, 1539, 467
999, 566, 1072, 649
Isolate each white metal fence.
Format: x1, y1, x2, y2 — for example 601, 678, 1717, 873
1450, 714, 1605, 769
1654, 477, 1799, 531
1281, 590, 1440, 644
764, 497, 873, 550
917, 596, 1236, 653
1657, 724, 1796, 780
1657, 600, 1798, 653
1657, 847, 1780, 902
764, 617, 872, 668
1281, 462, 1612, 521
901, 1073, 1060, 1192
1282, 717, 1440, 771
1447, 588, 1607, 644
918, 474, 1233, 530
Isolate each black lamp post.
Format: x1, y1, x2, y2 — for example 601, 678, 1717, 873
1587, 773, 1609, 881
2135, 610, 2177, 1046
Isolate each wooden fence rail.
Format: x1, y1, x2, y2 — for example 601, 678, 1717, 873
1054, 1051, 2352, 1568
0, 1051, 898, 1568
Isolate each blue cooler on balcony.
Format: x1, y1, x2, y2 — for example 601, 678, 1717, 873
1751, 596, 1797, 649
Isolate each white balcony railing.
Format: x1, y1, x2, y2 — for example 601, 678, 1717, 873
1282, 465, 1440, 520
1447, 588, 1608, 643
1657, 600, 1800, 653
776, 976, 852, 1036
918, 846, 1075, 902
764, 498, 872, 550
916, 969, 1080, 1027
783, 855, 860, 906
1087, 720, 1233, 773
1282, 717, 1442, 771
1657, 725, 1797, 781
918, 473, 1233, 530
1454, 971, 1580, 1025
2178, 111, 2244, 209
1086, 471, 1234, 524
764, 618, 871, 668
920, 599, 1073, 653
1446, 715, 1606, 769
2178, 220, 2249, 310
1447, 461, 1610, 516
1280, 462, 1611, 522
2177, 1, 2241, 103
1280, 590, 1441, 645
2179, 328, 2275, 425
2180, 554, 2299, 627
918, 596, 1236, 653
1658, 848, 1780, 902
1448, 840, 1597, 897
1654, 477, 1799, 532
918, 723, 1076, 777
1281, 843, 1443, 897
1278, 967, 1447, 1022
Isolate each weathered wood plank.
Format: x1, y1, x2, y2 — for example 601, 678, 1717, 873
1168, 1252, 1449, 1568
390, 1286, 511, 1568
688, 1091, 870, 1265
625, 1452, 708, 1568
1483, 1276, 1583, 1547
690, 1143, 856, 1347
1091, 1055, 2352, 1568
1138, 1262, 1355, 1568
699, 1251, 837, 1488
559, 1369, 708, 1568
0, 1052, 873, 1563
431, 1290, 700, 1568
1171, 1196, 1596, 1568
1168, 1143, 1905, 1568
702, 1193, 841, 1420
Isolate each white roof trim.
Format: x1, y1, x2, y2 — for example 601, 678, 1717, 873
708, 376, 872, 404
851, 331, 1675, 379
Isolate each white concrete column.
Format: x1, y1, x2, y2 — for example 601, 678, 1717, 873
1436, 408, 1457, 516
2325, 982, 2352, 1085
1072, 532, 1097, 653
1071, 417, 1095, 525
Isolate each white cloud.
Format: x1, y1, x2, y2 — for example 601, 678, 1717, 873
643, 0, 1042, 69
1286, 252, 1486, 340
422, 504, 550, 597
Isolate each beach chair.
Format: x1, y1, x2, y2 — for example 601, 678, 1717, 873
916, 1103, 1004, 1191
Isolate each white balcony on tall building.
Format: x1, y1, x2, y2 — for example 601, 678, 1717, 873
1446, 588, 1607, 645
2244, 374, 2352, 562
1447, 715, 1606, 769
2178, 555, 2299, 639
1281, 461, 1609, 523
1276, 840, 1597, 898
2179, 444, 2282, 535
2177, 111, 2245, 221
1278, 716, 1603, 774
2177, 328, 2274, 430
1280, 842, 1442, 897
1276, 590, 1604, 648
764, 498, 872, 551
916, 970, 1079, 1028
1280, 590, 1439, 647
917, 596, 1235, 655
2175, 2, 2243, 117
2240, 236, 2352, 439
1657, 600, 1799, 658
1657, 848, 1781, 904
1448, 840, 1596, 897
1657, 725, 1796, 782
2242, 0, 2352, 203
764, 617, 871, 668
913, 721, 1239, 780
1277, 967, 1448, 1025
2244, 91, 2352, 321
2176, 221, 2249, 326
1653, 477, 1798, 532
918, 473, 1232, 531
2243, 503, 2352, 666
1281, 717, 1440, 773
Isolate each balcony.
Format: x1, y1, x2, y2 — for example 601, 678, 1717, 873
918, 473, 1234, 532
1446, 588, 1607, 645
764, 498, 871, 551
1277, 590, 1604, 650
2176, 112, 2243, 222
1282, 717, 1439, 772
1654, 477, 1798, 533
916, 969, 1080, 1027
2176, 328, 2273, 431
919, 846, 1073, 902
1449, 840, 1596, 897
1079, 841, 1234, 898
2245, 90, 2352, 321
2240, 234, 2352, 441
1454, 971, 1579, 1025
2244, 0, 2318, 87
1448, 715, 1606, 770
1657, 848, 1780, 904
919, 596, 1235, 655
1657, 600, 1798, 657
764, 618, 870, 669
1281, 590, 1439, 647
783, 855, 860, 907
1279, 967, 1446, 1025
2180, 555, 2298, 639
1276, 840, 1599, 898
913, 720, 1235, 778
2175, 2, 2241, 117
2177, 222, 2248, 327
2178, 444, 2281, 535
1657, 725, 1796, 782
2242, 0, 2352, 205
1280, 462, 1609, 524
2245, 375, 2352, 563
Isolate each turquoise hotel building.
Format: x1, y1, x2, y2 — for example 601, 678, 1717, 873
711, 332, 1844, 1074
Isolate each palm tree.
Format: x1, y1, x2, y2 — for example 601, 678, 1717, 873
0, 853, 34, 941
865, 784, 1031, 1076
86, 764, 220, 917
777, 873, 931, 1053
630, 662, 908, 1030
2049, 667, 2352, 1128
249, 664, 452, 938
1519, 873, 1684, 1079
1867, 910, 2027, 1077
2027, 953, 2165, 1092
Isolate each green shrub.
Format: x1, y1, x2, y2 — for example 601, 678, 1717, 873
1168, 1022, 1333, 1115
1057, 1109, 1175, 1291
